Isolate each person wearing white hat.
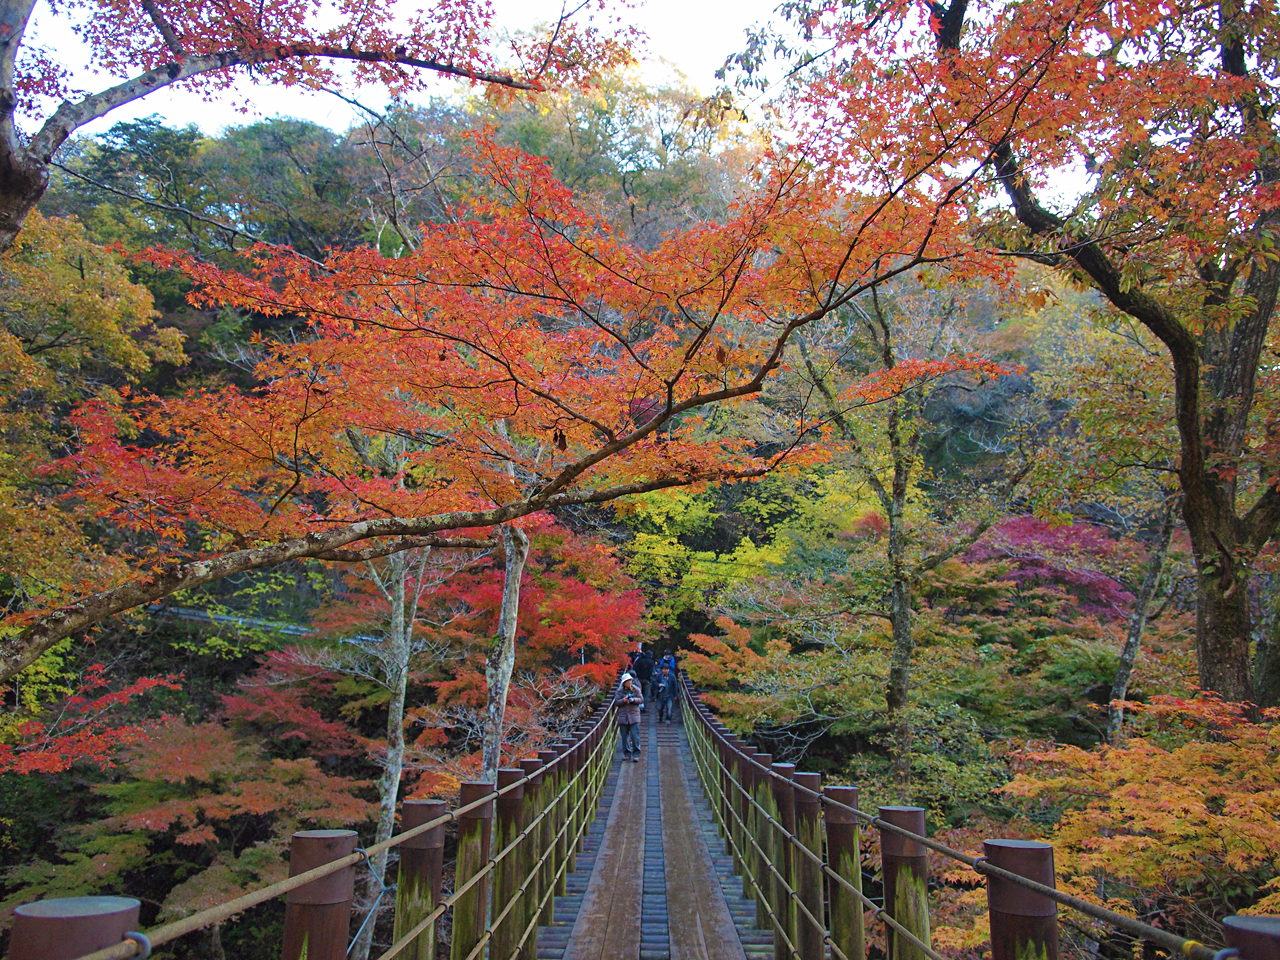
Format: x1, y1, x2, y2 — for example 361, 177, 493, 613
615, 673, 644, 762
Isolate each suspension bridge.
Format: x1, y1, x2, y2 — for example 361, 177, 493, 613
7, 677, 1279, 960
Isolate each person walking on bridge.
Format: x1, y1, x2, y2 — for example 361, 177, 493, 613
615, 673, 644, 762
656, 664, 678, 724
633, 646, 655, 709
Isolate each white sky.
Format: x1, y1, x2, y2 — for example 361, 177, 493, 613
29, 0, 782, 138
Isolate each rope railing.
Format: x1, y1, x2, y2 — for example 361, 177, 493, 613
9, 695, 617, 960
678, 674, 1279, 960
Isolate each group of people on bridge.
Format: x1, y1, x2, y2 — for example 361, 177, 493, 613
614, 645, 680, 760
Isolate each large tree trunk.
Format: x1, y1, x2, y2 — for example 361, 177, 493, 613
1193, 565, 1256, 702
0, 147, 45, 255
885, 575, 914, 788
1256, 578, 1280, 709
481, 523, 530, 783
1107, 500, 1177, 742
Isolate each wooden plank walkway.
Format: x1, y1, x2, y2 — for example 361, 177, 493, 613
536, 705, 758, 960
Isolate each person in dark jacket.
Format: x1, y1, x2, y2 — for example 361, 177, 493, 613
615, 674, 644, 761
656, 664, 678, 724
633, 647, 655, 708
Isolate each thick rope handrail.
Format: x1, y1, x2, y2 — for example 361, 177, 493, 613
681, 678, 1223, 960
72, 702, 615, 960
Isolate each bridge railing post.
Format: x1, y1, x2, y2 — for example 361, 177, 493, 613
1223, 916, 1280, 960
536, 748, 558, 924
751, 753, 774, 930
769, 762, 798, 960
450, 783, 495, 960
492, 768, 527, 960
824, 785, 865, 960
9, 896, 142, 960
553, 741, 572, 897
737, 746, 759, 895
281, 829, 358, 960
517, 758, 545, 960
793, 772, 825, 960
394, 799, 446, 960
984, 839, 1060, 960
878, 806, 930, 960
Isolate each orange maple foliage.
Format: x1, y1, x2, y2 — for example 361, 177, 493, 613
2, 123, 1009, 683
1004, 695, 1280, 931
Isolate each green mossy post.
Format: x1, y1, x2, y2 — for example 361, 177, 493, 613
517, 758, 545, 960
751, 753, 774, 930
769, 763, 798, 960
792, 772, 825, 960
733, 745, 756, 880
984, 840, 1060, 960
738, 746, 760, 896
553, 741, 571, 897
824, 786, 865, 960
451, 783, 494, 960
492, 769, 527, 960
536, 749, 558, 925
394, 800, 446, 960
879, 807, 931, 960
281, 829, 358, 960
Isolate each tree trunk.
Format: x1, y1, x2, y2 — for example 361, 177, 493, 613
0, 148, 45, 255
1193, 559, 1256, 702
1107, 500, 1177, 742
886, 575, 914, 788
350, 553, 411, 960
1256, 578, 1280, 709
481, 523, 531, 783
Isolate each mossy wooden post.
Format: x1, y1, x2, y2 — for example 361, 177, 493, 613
712, 726, 729, 844
769, 762, 798, 960
984, 840, 1059, 960
824, 786, 865, 960
281, 829, 358, 960
878, 806, 930, 960
751, 753, 774, 929
731, 744, 755, 879
720, 734, 738, 855
793, 772, 825, 960
394, 799, 446, 960
492, 769, 526, 960
552, 741, 572, 897
536, 748, 558, 924
451, 783, 495, 960
517, 757, 545, 960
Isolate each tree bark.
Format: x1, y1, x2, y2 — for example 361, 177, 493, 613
1255, 577, 1280, 709
481, 523, 530, 783
1107, 500, 1178, 742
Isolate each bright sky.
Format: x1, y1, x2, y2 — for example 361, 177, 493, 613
29, 0, 782, 138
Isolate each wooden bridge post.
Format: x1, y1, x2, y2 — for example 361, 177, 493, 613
9, 896, 141, 960
984, 839, 1060, 960
281, 828, 358, 960
517, 757, 545, 960
536, 748, 559, 924
715, 726, 732, 847
751, 753, 774, 930
769, 762, 798, 960
878, 806, 930, 960
1223, 916, 1280, 960
394, 799, 446, 960
492, 768, 527, 960
737, 747, 752, 890
553, 741, 572, 896
722, 735, 742, 856
824, 785, 865, 960
451, 783, 495, 960
732, 744, 757, 881
793, 772, 825, 960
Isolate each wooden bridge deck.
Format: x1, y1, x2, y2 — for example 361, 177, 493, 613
533, 705, 765, 960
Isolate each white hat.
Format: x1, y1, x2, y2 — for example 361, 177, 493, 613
621, 673, 634, 683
